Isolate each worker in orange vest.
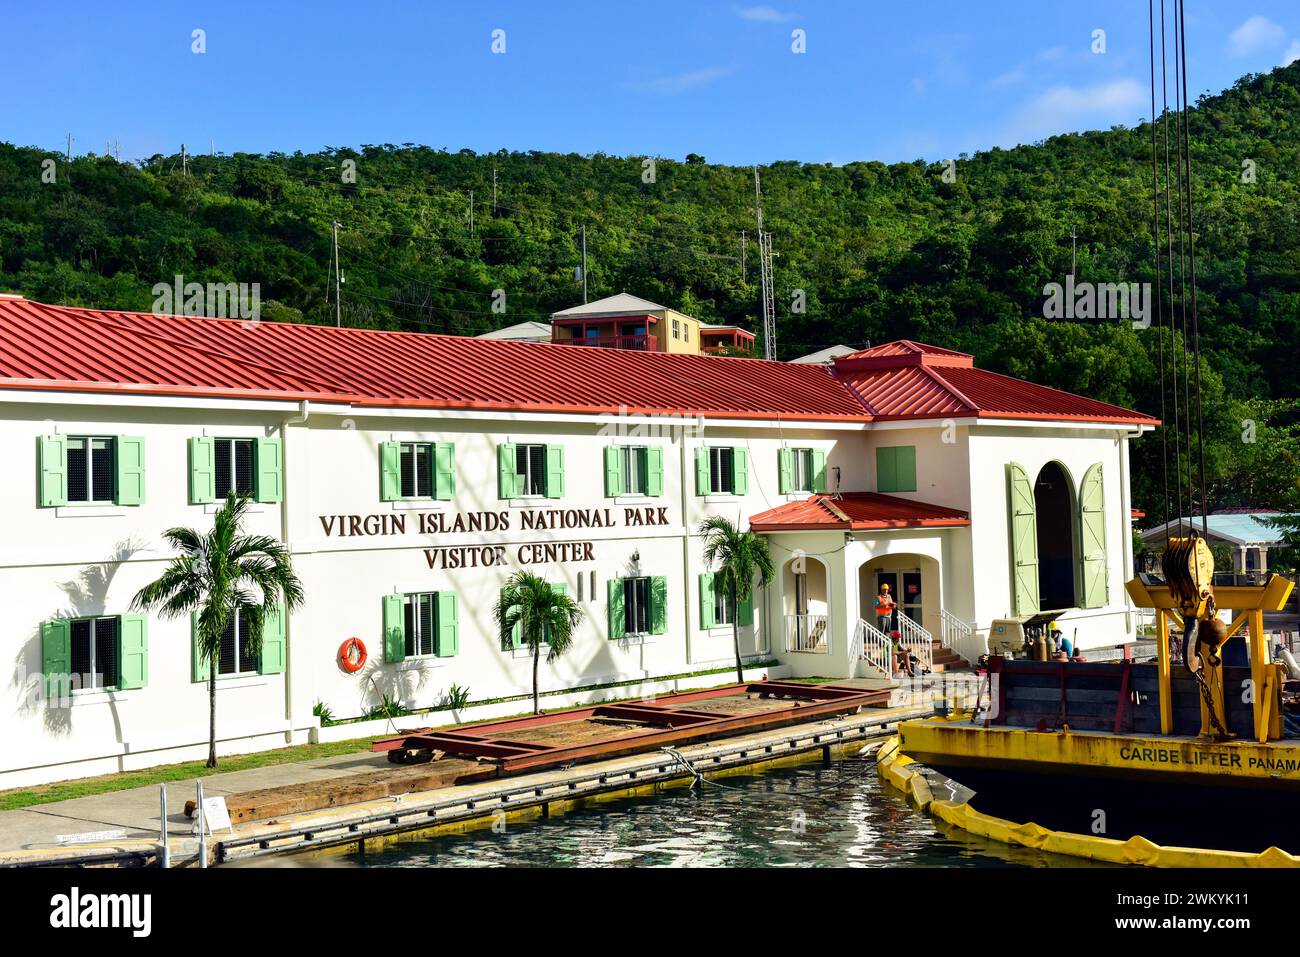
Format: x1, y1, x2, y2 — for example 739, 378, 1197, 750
875, 583, 896, 633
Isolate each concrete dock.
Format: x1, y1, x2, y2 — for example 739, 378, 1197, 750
0, 698, 931, 867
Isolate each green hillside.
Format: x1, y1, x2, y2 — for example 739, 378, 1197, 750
2, 63, 1300, 525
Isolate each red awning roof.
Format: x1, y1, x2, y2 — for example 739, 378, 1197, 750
0, 298, 1159, 425
750, 493, 971, 532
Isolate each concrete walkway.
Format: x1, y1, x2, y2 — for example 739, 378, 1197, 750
0, 747, 389, 864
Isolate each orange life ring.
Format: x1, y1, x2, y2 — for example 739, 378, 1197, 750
338, 637, 367, 673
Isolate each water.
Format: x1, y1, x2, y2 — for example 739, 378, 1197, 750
347, 755, 1088, 868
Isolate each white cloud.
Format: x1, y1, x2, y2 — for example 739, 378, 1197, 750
628, 67, 731, 95
1228, 15, 1286, 56
735, 5, 797, 22
998, 79, 1146, 146
1283, 39, 1300, 66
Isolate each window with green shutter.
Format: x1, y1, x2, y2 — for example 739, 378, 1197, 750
608, 578, 625, 639
393, 591, 459, 658
604, 446, 624, 497
43, 615, 144, 693
698, 447, 745, 495
192, 436, 283, 504
781, 448, 827, 494
381, 441, 453, 501
42, 435, 122, 506
611, 577, 665, 637
876, 445, 917, 493
607, 446, 658, 496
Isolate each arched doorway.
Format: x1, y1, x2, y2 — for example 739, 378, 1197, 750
782, 555, 828, 652
1034, 462, 1076, 609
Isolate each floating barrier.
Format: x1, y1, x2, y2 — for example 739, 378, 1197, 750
875, 735, 1300, 868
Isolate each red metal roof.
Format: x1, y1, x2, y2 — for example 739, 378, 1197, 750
0, 298, 1159, 425
750, 492, 972, 532
831, 344, 1158, 425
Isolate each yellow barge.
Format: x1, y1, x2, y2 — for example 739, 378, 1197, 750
894, 575, 1300, 859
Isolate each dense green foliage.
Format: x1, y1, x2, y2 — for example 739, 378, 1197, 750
3, 64, 1300, 523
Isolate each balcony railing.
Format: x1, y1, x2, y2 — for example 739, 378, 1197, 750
558, 334, 654, 351
786, 614, 829, 653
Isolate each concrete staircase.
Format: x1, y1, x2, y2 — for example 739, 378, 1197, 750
929, 637, 970, 673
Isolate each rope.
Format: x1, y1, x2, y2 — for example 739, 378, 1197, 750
659, 745, 878, 795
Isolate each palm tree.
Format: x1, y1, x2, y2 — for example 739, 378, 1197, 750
699, 516, 775, 683
493, 570, 584, 714
132, 491, 304, 768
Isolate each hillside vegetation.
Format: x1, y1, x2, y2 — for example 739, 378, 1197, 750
3, 64, 1300, 524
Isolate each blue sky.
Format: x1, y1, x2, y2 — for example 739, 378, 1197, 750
4, 1, 1299, 166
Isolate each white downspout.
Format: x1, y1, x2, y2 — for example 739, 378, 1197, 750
1119, 428, 1141, 638
680, 425, 695, 666
281, 400, 310, 737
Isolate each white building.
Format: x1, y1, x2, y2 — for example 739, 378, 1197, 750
0, 301, 1157, 787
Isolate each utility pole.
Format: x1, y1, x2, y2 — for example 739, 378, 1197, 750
332, 221, 342, 327
66, 133, 72, 162
181, 143, 188, 175
210, 140, 215, 158
754, 166, 776, 360
580, 224, 588, 303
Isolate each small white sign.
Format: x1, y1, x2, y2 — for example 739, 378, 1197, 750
56, 828, 128, 845
194, 796, 233, 834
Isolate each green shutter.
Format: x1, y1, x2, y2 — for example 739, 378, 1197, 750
191, 612, 210, 682
876, 447, 895, 492
810, 449, 828, 494
604, 446, 624, 497
38, 435, 68, 507
502, 587, 523, 649
646, 446, 664, 497
114, 436, 146, 506
778, 448, 794, 494
699, 573, 716, 629
1079, 462, 1108, 609
380, 441, 402, 501
1007, 462, 1040, 615
650, 576, 668, 635
877, 446, 916, 493
41, 618, 71, 697
435, 592, 459, 657
382, 594, 405, 663
498, 443, 517, 499
434, 443, 455, 501
608, 578, 625, 639
255, 436, 283, 503
731, 448, 748, 495
738, 589, 755, 628
117, 614, 148, 689
258, 605, 286, 674
695, 448, 711, 495
545, 444, 564, 498
189, 437, 216, 505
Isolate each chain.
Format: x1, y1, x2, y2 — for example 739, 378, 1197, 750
1191, 663, 1229, 738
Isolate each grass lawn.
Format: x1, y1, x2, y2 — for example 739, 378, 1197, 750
0, 664, 789, 812
0, 737, 378, 811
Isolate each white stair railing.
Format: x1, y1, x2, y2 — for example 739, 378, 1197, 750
854, 618, 894, 678
940, 608, 982, 665
895, 611, 934, 674
785, 614, 829, 653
